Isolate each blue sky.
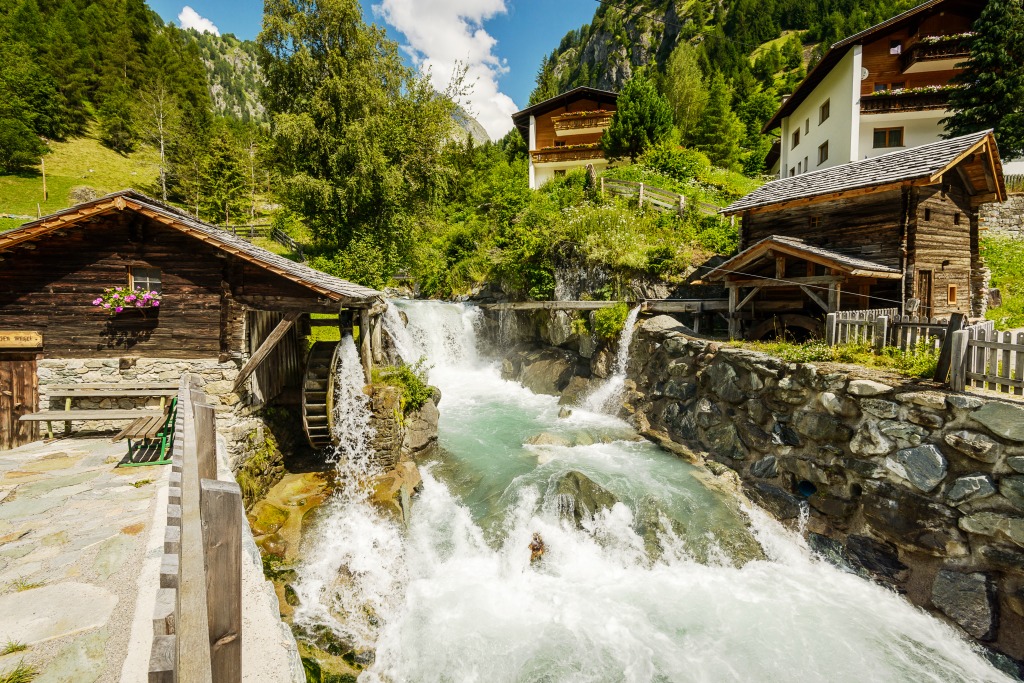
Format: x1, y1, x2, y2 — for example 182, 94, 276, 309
147, 1, 597, 137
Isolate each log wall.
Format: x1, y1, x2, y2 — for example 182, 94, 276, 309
908, 183, 975, 317
533, 97, 615, 151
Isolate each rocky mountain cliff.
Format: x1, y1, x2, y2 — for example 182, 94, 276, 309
182, 30, 266, 122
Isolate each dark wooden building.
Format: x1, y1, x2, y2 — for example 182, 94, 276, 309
710, 130, 1006, 339
0, 190, 384, 450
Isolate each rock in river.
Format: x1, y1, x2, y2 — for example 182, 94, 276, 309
553, 470, 618, 527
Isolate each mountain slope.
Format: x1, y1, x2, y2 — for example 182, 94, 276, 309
181, 29, 266, 122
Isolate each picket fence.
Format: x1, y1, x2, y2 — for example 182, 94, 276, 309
949, 321, 1024, 394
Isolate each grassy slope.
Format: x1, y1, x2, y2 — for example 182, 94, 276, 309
0, 127, 159, 231
982, 236, 1024, 329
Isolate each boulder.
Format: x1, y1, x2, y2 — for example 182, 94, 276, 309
553, 470, 618, 527
850, 421, 894, 457
931, 570, 998, 640
793, 411, 853, 442
860, 398, 901, 419
559, 376, 594, 407
578, 332, 598, 359
750, 455, 778, 479
735, 420, 772, 451
847, 379, 894, 397
704, 362, 745, 404
744, 481, 803, 520
886, 445, 947, 493
663, 380, 696, 402
947, 474, 997, 505
971, 402, 1024, 443
370, 461, 423, 523
519, 349, 576, 396
642, 315, 688, 336
999, 476, 1024, 511
591, 347, 613, 379
403, 397, 439, 456
845, 534, 908, 582
947, 394, 985, 410
959, 512, 1024, 547
899, 391, 948, 411
548, 310, 576, 347
703, 422, 746, 460
943, 430, 1002, 464
526, 432, 573, 447
862, 482, 967, 556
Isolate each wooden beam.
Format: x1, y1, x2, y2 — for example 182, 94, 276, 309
800, 285, 829, 312
828, 282, 841, 313
724, 275, 844, 288
738, 178, 932, 216
727, 285, 740, 340
737, 286, 761, 309
775, 256, 786, 279
235, 295, 339, 314
231, 312, 300, 392
359, 308, 372, 382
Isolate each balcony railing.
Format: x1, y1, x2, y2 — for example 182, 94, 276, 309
552, 113, 613, 135
861, 88, 952, 115
901, 37, 970, 72
530, 146, 606, 164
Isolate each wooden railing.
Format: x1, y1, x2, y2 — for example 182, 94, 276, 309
222, 223, 272, 239
149, 376, 243, 683
271, 228, 306, 261
861, 90, 951, 114
825, 308, 899, 348
553, 113, 613, 134
531, 147, 605, 164
949, 321, 1024, 394
600, 178, 720, 217
901, 39, 969, 72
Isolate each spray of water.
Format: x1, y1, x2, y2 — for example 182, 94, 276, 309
585, 305, 642, 413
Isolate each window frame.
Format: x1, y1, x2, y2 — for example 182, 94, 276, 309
817, 141, 829, 165
792, 128, 800, 149
129, 266, 162, 294
873, 127, 904, 149
819, 99, 830, 124
948, 284, 958, 305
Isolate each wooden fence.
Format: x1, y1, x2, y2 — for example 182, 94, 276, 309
826, 309, 953, 352
949, 321, 1024, 394
149, 375, 243, 683
221, 223, 272, 239
271, 228, 306, 261
600, 178, 720, 217
889, 314, 951, 352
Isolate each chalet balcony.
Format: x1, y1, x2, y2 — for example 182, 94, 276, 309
901, 35, 971, 74
861, 87, 952, 115
553, 111, 614, 137
530, 144, 606, 164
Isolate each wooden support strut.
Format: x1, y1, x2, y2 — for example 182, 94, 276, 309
231, 312, 300, 392
360, 308, 372, 383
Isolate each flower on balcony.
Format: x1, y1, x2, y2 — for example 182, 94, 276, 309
536, 142, 601, 152
92, 286, 162, 316
917, 31, 976, 45
865, 84, 961, 97
555, 110, 614, 119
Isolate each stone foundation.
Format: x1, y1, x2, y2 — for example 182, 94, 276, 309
981, 194, 1024, 240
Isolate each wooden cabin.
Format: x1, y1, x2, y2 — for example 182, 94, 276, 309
0, 190, 385, 450
711, 130, 1005, 340
511, 86, 618, 189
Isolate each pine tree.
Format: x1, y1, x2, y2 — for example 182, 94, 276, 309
600, 69, 672, 162
944, 0, 1024, 158
692, 73, 745, 170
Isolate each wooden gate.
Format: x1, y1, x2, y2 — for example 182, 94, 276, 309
0, 355, 39, 450
918, 270, 933, 318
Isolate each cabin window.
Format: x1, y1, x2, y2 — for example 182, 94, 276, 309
130, 267, 162, 293
954, 212, 961, 225
554, 140, 566, 148
819, 99, 830, 124
948, 284, 958, 305
818, 141, 829, 165
874, 83, 888, 93
873, 127, 904, 148
809, 216, 821, 229
792, 128, 800, 149
804, 156, 809, 173
924, 208, 932, 221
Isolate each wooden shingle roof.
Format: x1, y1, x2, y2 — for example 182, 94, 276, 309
1, 190, 383, 305
703, 235, 903, 282
723, 131, 1004, 215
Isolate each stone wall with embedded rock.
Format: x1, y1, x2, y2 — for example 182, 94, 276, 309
621, 315, 1024, 665
981, 194, 1024, 240
366, 384, 440, 469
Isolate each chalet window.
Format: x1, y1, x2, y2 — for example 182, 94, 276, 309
818, 141, 829, 165
874, 83, 888, 93
891, 82, 905, 90
130, 267, 162, 293
889, 40, 902, 55
792, 128, 800, 149
804, 156, 809, 173
954, 212, 961, 225
924, 208, 932, 221
819, 99, 830, 124
797, 160, 802, 174
789, 167, 796, 177
948, 284, 958, 305
809, 216, 821, 229
873, 127, 904, 148
805, 118, 810, 135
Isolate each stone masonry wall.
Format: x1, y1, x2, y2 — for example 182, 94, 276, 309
981, 194, 1024, 239
624, 316, 1024, 665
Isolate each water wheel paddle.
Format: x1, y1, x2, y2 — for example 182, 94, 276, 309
302, 340, 339, 449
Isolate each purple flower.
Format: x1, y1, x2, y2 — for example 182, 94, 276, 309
150, 291, 157, 297
115, 306, 123, 313
103, 303, 110, 309
92, 298, 102, 305
135, 301, 143, 307
127, 295, 136, 302
152, 301, 160, 307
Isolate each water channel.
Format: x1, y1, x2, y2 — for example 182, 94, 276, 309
292, 300, 1009, 682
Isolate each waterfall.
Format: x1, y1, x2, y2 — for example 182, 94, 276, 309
585, 305, 642, 414
381, 303, 419, 365
391, 299, 482, 374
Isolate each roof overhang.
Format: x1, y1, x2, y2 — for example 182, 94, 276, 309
511, 86, 618, 140
702, 236, 903, 283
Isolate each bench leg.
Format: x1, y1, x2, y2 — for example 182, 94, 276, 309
45, 420, 53, 440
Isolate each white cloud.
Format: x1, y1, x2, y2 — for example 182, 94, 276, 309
374, 0, 518, 140
178, 6, 220, 36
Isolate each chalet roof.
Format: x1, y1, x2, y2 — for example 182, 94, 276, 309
511, 86, 618, 139
723, 130, 1004, 214
1, 190, 383, 305
764, 0, 975, 132
703, 235, 903, 282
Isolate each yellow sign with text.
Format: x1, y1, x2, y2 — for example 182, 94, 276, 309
0, 331, 43, 349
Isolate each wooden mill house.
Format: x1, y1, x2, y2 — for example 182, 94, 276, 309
708, 130, 1005, 340
0, 190, 386, 452
511, 86, 618, 189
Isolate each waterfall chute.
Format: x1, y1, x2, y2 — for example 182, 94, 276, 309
585, 305, 642, 413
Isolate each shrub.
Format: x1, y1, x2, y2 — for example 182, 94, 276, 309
982, 236, 1024, 329
593, 302, 630, 340
640, 143, 712, 183
373, 359, 433, 414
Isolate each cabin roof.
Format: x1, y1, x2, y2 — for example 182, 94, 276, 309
764, 0, 976, 132
511, 86, 618, 140
702, 235, 903, 282
723, 130, 1004, 215
1, 190, 383, 305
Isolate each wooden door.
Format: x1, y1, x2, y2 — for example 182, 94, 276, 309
918, 270, 933, 318
0, 356, 38, 451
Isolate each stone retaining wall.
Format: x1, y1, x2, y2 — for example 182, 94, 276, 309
624, 316, 1024, 665
981, 194, 1024, 239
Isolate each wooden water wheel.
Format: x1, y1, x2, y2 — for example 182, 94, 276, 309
302, 340, 339, 449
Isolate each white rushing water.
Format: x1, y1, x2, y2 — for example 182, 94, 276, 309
585, 304, 642, 413
294, 301, 1010, 683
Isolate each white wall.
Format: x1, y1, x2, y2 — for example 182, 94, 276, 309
528, 115, 537, 189
780, 48, 860, 176
856, 111, 947, 160
533, 158, 610, 188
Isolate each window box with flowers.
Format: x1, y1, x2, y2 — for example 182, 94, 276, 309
93, 287, 162, 318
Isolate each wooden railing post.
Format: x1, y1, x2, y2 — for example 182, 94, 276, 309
637, 182, 645, 208
874, 315, 889, 351
192, 399, 217, 482
825, 312, 837, 346
949, 329, 969, 391
201, 479, 243, 682
600, 176, 605, 197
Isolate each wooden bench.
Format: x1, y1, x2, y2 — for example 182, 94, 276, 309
113, 397, 178, 467
20, 382, 179, 439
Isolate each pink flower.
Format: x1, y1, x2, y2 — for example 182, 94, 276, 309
135, 301, 143, 307
115, 306, 123, 313
127, 295, 136, 302
152, 301, 160, 307
150, 291, 157, 297
92, 298, 102, 305
103, 303, 110, 309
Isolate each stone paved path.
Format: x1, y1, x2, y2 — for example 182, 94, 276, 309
0, 437, 169, 682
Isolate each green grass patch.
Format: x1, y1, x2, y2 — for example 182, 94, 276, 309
0, 642, 27, 656
8, 579, 43, 593
736, 340, 939, 379
982, 236, 1024, 329
0, 125, 159, 218
593, 302, 630, 340
372, 359, 432, 414
0, 662, 38, 683
131, 479, 153, 488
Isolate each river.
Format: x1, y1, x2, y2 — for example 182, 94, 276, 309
292, 300, 1009, 682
